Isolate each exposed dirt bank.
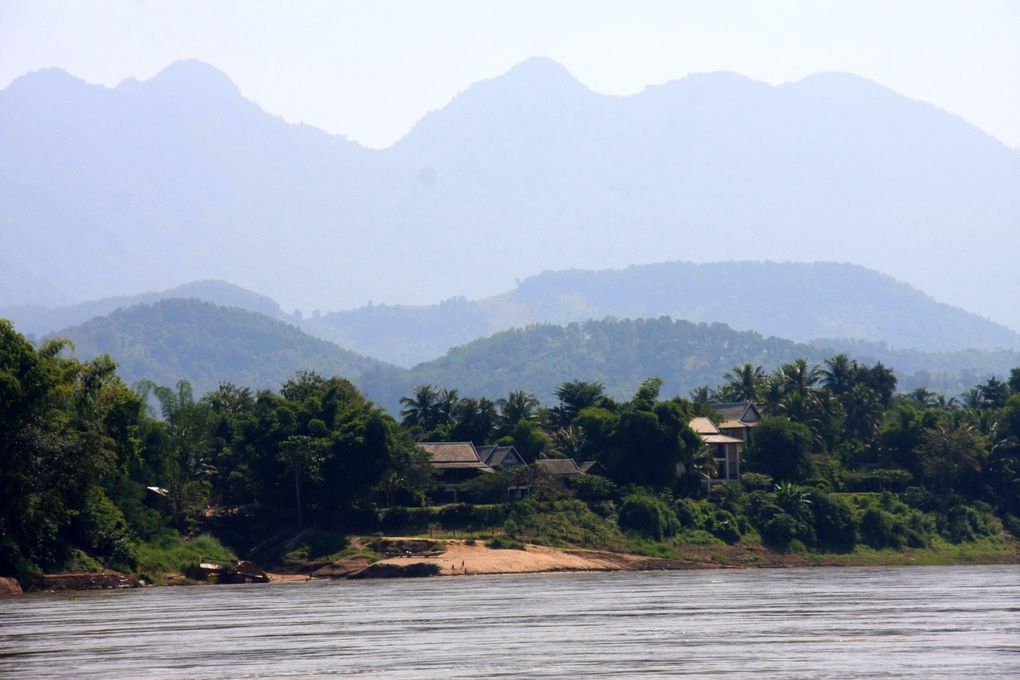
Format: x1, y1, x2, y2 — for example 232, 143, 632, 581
0, 576, 23, 595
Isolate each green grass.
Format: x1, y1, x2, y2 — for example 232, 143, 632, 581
486, 536, 526, 550
134, 532, 236, 583
282, 533, 352, 563
623, 538, 684, 560
61, 548, 105, 573
802, 534, 1015, 566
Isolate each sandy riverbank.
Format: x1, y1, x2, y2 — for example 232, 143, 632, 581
349, 535, 1020, 578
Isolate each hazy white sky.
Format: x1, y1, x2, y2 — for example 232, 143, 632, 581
1, 0, 1018, 149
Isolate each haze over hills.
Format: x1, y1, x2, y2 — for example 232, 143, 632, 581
311, 261, 1020, 366
46, 299, 409, 409
2, 280, 289, 338
11, 261, 1018, 369
36, 299, 1019, 416
2, 58, 1018, 331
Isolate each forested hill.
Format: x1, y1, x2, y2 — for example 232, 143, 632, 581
47, 299, 409, 408
2, 280, 289, 338
3, 59, 1019, 332
410, 318, 830, 404
33, 302, 1019, 415
409, 319, 1020, 405
311, 261, 1020, 366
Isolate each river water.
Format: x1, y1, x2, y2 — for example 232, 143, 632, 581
1, 565, 1018, 678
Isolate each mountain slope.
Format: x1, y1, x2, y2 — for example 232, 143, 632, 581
36, 302, 1018, 415
311, 261, 1020, 366
48, 299, 409, 407
2, 59, 1018, 331
3, 280, 289, 338
409, 317, 1020, 405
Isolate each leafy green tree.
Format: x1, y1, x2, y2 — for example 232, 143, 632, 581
747, 417, 815, 482
449, 397, 498, 444
618, 492, 680, 540
279, 435, 326, 528
915, 423, 988, 494
1008, 368, 1020, 394
139, 380, 213, 523
501, 419, 549, 463
551, 380, 612, 427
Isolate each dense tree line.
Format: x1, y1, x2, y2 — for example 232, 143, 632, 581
0, 321, 421, 579
3, 317, 1019, 580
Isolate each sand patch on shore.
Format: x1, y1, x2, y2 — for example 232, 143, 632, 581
374, 540, 650, 576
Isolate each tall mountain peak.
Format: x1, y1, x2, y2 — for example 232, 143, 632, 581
140, 59, 241, 98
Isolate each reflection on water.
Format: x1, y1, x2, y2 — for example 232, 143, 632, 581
1, 565, 1018, 678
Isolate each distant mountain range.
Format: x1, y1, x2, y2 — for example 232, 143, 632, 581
8, 261, 1019, 368
2, 58, 1018, 331
2, 280, 289, 338
35, 299, 1019, 415
309, 261, 1020, 366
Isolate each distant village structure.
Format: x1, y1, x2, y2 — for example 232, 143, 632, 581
418, 401, 761, 499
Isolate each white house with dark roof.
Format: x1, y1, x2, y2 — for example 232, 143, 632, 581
689, 416, 745, 488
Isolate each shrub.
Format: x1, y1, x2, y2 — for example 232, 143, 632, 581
741, 472, 774, 492
1003, 514, 1020, 539
381, 506, 411, 533
571, 475, 617, 501
505, 499, 623, 548
618, 493, 680, 540
859, 508, 902, 549
760, 513, 799, 550
487, 536, 525, 550
74, 488, 138, 571
811, 494, 856, 551
674, 499, 703, 529
842, 469, 914, 493
703, 508, 742, 544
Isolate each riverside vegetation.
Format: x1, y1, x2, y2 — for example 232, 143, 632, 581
2, 318, 1019, 586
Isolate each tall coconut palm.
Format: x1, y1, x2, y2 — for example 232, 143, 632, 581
722, 363, 766, 402
777, 359, 822, 399
399, 385, 440, 429
820, 354, 857, 396
496, 390, 541, 432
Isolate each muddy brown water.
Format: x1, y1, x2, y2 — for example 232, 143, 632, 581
1, 565, 1018, 678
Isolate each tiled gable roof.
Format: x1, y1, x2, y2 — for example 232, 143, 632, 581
711, 401, 761, 424
418, 441, 490, 468
533, 458, 584, 476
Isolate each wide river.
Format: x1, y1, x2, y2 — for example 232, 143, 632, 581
1, 565, 1018, 678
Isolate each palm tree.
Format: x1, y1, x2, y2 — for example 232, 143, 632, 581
688, 385, 713, 405
961, 388, 985, 410
399, 385, 440, 429
722, 363, 765, 402
553, 426, 586, 459
907, 387, 938, 408
435, 388, 460, 426
820, 354, 857, 396
138, 379, 212, 521
496, 390, 540, 431
777, 359, 822, 399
